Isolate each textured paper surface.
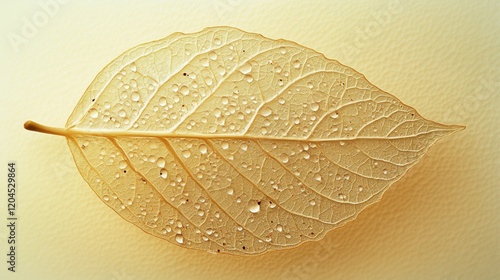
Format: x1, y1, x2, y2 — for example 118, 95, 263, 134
1, 0, 498, 279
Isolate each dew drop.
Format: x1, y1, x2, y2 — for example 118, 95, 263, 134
248, 200, 260, 213
103, 195, 109, 201
175, 234, 184, 244
118, 109, 126, 118
331, 112, 339, 119
160, 169, 168, 179
208, 51, 217, 60
182, 150, 191, 158
157, 157, 166, 168
260, 107, 272, 117
244, 75, 253, 83
241, 143, 248, 151
159, 97, 167, 106
383, 169, 388, 175
131, 92, 140, 102
217, 65, 226, 76
310, 103, 319, 111
199, 144, 208, 154
276, 224, 283, 232
130, 63, 137, 72
314, 174, 322, 182
200, 58, 209, 67
180, 86, 189, 96
205, 77, 213, 86
197, 209, 205, 216
309, 199, 316, 206
227, 188, 234, 195
118, 160, 127, 169
292, 60, 301, 68
89, 109, 98, 118
279, 153, 289, 163
221, 141, 229, 150
240, 62, 252, 74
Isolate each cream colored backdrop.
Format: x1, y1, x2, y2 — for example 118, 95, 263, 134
1, 1, 498, 279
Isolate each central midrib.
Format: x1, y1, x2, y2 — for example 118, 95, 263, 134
25, 120, 454, 141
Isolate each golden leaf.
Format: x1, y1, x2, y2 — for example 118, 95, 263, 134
25, 26, 464, 255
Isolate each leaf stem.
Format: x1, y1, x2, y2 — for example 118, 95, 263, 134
24, 121, 68, 137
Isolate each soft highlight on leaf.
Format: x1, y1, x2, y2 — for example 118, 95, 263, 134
25, 26, 464, 255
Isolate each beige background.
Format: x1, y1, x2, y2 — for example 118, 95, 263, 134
1, 0, 498, 279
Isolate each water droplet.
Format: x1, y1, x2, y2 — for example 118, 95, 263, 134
103, 195, 109, 201
240, 62, 252, 74
89, 109, 98, 118
199, 144, 208, 154
175, 234, 184, 244
307, 82, 314, 89
314, 174, 322, 181
208, 51, 217, 60
157, 157, 166, 168
245, 75, 253, 83
358, 186, 364, 191
339, 141, 345, 146
205, 77, 213, 86
131, 92, 140, 102
383, 169, 388, 175
241, 143, 248, 151
248, 200, 260, 213
279, 46, 286, 54
118, 109, 126, 118
279, 153, 289, 163
221, 96, 229, 105
309, 199, 316, 206
260, 107, 272, 117
214, 108, 222, 118
214, 37, 221, 45
331, 112, 339, 119
180, 86, 189, 96
292, 60, 301, 68
276, 224, 283, 232
206, 228, 214, 235
197, 209, 205, 216
227, 188, 234, 195
200, 58, 209, 67
310, 103, 319, 111
182, 150, 191, 158
130, 63, 137, 72
217, 65, 226, 76
278, 97, 285, 104
159, 97, 167, 106
160, 169, 168, 179
119, 160, 127, 169
221, 141, 229, 150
